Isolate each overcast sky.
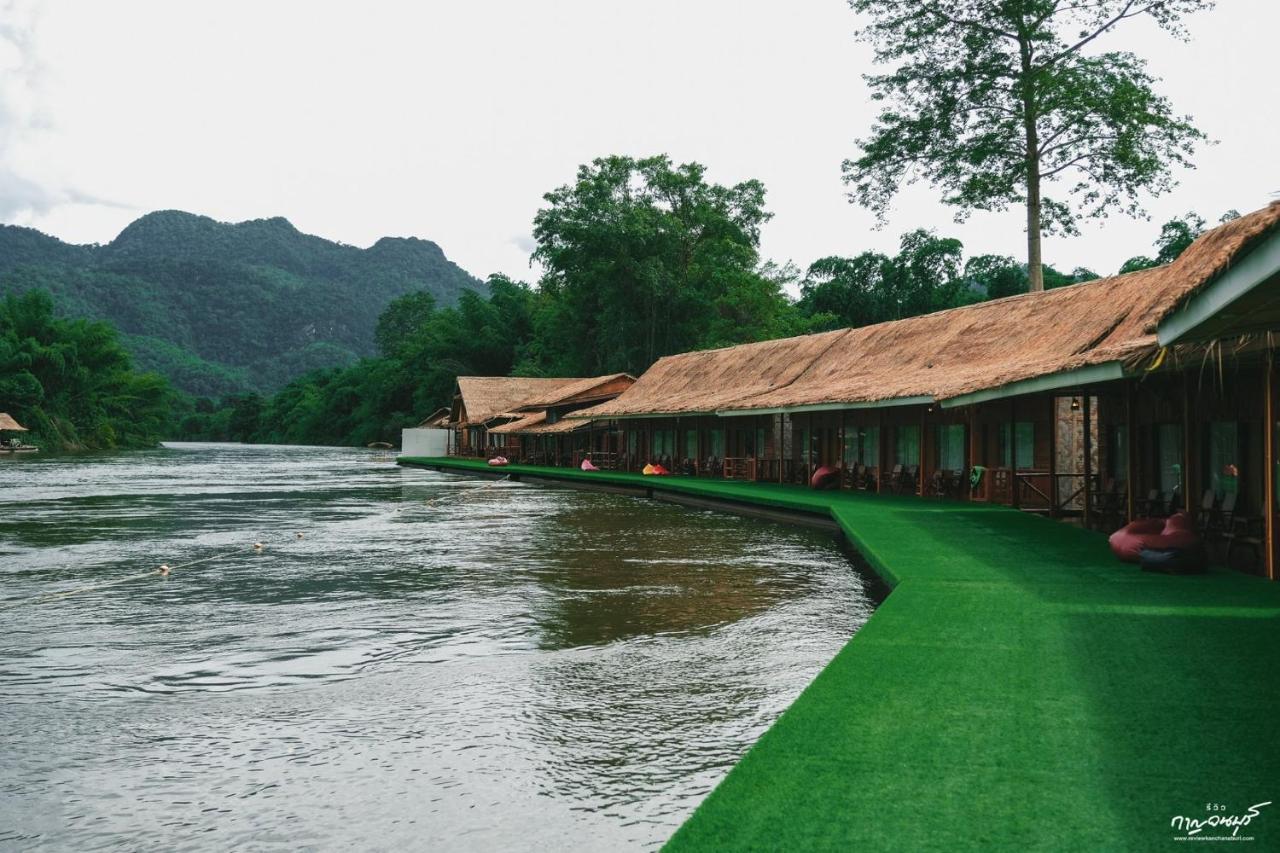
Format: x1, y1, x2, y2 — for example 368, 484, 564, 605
2, 0, 1277, 288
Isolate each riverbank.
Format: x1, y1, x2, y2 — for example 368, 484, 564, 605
399, 456, 1280, 850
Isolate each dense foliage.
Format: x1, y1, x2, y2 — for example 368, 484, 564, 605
0, 290, 172, 450
527, 155, 805, 374
843, 0, 1210, 291
174, 158, 1212, 448
0, 211, 485, 396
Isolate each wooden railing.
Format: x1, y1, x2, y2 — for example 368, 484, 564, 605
722, 457, 755, 481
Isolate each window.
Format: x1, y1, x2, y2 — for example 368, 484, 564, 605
684, 429, 698, 461
755, 428, 766, 459
863, 426, 880, 466
1109, 425, 1128, 482
999, 422, 1035, 468
895, 425, 920, 465
797, 428, 810, 463
1208, 421, 1239, 496
843, 429, 858, 466
653, 429, 675, 458
938, 424, 965, 470
627, 429, 638, 456
709, 429, 725, 459
1157, 423, 1183, 494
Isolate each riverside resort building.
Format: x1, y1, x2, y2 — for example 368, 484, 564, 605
439, 202, 1280, 579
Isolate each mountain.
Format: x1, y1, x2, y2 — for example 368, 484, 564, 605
0, 211, 486, 396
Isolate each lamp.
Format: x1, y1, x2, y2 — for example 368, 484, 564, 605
1070, 397, 1081, 411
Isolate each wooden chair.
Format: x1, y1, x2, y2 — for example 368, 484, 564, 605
1223, 494, 1264, 570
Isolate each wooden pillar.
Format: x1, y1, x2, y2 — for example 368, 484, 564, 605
919, 406, 927, 497
837, 412, 846, 488
1126, 380, 1138, 522
967, 405, 978, 501
877, 409, 887, 494
1182, 371, 1196, 514
1010, 397, 1021, 509
1265, 358, 1277, 580
1048, 396, 1059, 516
1083, 391, 1093, 528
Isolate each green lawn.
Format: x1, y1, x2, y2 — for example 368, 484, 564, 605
399, 457, 1280, 850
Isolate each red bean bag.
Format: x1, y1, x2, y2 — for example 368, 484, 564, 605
651, 464, 671, 476
810, 465, 840, 490
1108, 512, 1200, 563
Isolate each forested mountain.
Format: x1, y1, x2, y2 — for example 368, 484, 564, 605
0, 211, 485, 395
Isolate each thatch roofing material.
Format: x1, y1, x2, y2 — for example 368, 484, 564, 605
416, 407, 450, 428
579, 202, 1280, 417
488, 413, 596, 435
580, 331, 847, 418
517, 373, 636, 409
455, 377, 576, 424
0, 413, 27, 431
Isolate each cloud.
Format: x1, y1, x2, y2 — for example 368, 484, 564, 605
0, 0, 119, 223
510, 234, 537, 254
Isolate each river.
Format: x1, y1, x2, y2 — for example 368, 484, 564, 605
0, 443, 876, 851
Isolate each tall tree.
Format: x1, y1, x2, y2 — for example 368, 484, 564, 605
843, 0, 1210, 291
531, 155, 772, 374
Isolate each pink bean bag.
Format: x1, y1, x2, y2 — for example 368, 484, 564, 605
487, 456, 509, 467
1108, 512, 1199, 562
810, 465, 839, 490
580, 459, 599, 471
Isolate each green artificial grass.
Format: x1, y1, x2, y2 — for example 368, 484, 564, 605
400, 457, 1280, 851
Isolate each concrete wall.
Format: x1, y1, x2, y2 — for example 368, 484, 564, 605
401, 428, 448, 457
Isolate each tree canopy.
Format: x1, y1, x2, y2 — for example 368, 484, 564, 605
843, 0, 1211, 291
0, 290, 172, 450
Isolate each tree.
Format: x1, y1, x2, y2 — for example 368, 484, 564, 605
843, 0, 1211, 292
531, 155, 772, 374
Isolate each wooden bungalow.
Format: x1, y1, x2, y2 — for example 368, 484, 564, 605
486, 373, 635, 467
444, 374, 635, 462
445, 376, 578, 457
569, 202, 1280, 578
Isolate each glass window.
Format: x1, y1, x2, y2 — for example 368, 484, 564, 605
938, 424, 965, 470
797, 428, 810, 463
1157, 423, 1183, 494
627, 429, 638, 456
684, 429, 698, 460
755, 428, 766, 458
1208, 421, 1239, 495
1110, 425, 1128, 482
709, 429, 725, 459
843, 429, 858, 466
863, 426, 880, 466
895, 425, 920, 465
999, 422, 1035, 468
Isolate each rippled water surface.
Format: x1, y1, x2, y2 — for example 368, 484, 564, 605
0, 443, 876, 851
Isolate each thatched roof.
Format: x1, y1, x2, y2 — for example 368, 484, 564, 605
488, 412, 598, 435
454, 376, 577, 424
0, 413, 27, 431
517, 373, 636, 409
580, 201, 1280, 417
416, 407, 450, 428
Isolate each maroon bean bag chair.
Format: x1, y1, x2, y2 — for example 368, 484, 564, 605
810, 465, 840, 490
1108, 512, 1200, 563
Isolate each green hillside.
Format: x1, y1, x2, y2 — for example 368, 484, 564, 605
0, 211, 485, 395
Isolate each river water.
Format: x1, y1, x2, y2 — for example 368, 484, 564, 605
0, 443, 876, 851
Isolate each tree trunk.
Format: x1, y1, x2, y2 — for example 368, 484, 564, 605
1025, 156, 1044, 292
1020, 38, 1044, 293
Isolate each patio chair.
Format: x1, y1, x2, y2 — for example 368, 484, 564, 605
1224, 496, 1264, 570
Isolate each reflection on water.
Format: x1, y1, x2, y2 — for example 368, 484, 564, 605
0, 443, 876, 851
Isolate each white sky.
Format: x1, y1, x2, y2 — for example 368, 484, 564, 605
2, 0, 1277, 288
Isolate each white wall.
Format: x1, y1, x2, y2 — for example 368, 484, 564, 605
401, 428, 448, 457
